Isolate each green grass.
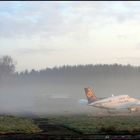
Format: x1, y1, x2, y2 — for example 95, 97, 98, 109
48, 114, 140, 134
0, 115, 41, 134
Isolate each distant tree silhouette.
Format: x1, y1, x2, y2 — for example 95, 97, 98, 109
1, 55, 140, 86
0, 55, 16, 80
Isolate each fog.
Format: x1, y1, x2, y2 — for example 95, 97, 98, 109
0, 56, 140, 116
0, 81, 96, 115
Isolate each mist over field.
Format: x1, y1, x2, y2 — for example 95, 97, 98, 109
0, 55, 140, 116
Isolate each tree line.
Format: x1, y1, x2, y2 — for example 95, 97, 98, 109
1, 55, 140, 83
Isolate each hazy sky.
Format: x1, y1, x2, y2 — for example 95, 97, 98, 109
1, 1, 140, 71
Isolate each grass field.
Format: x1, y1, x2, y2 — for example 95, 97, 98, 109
0, 113, 139, 140
0, 115, 41, 134
45, 114, 140, 134
0, 113, 140, 136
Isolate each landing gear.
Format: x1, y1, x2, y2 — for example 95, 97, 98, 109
107, 109, 111, 114
128, 108, 137, 113
107, 109, 114, 114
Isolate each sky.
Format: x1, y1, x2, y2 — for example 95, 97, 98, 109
1, 1, 140, 71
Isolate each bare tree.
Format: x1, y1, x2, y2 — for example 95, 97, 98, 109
0, 55, 16, 80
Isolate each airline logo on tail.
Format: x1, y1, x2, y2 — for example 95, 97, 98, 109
84, 87, 98, 103
86, 88, 93, 97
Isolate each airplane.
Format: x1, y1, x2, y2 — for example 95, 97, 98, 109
79, 87, 140, 113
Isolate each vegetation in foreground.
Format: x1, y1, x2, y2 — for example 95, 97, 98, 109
0, 114, 140, 136
47, 114, 140, 134
0, 115, 41, 134
2, 115, 140, 140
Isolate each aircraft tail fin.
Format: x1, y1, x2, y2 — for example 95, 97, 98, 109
84, 87, 98, 104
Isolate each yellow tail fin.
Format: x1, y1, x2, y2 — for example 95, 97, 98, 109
84, 87, 98, 103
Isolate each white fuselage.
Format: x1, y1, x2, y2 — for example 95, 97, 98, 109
88, 95, 140, 110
